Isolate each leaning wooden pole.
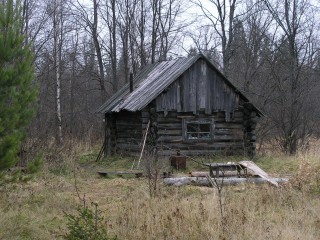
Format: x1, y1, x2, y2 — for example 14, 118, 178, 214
132, 120, 150, 170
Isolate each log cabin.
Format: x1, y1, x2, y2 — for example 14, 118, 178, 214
97, 54, 263, 158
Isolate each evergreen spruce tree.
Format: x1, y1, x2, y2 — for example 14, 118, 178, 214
0, 0, 37, 171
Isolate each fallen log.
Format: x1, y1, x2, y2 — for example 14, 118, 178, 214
163, 177, 288, 187
189, 171, 241, 177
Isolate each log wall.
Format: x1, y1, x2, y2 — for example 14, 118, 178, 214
113, 111, 142, 155
110, 107, 256, 157
146, 110, 246, 156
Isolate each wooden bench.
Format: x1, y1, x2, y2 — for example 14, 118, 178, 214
203, 163, 247, 177
97, 171, 143, 178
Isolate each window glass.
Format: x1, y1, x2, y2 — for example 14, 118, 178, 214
185, 120, 213, 140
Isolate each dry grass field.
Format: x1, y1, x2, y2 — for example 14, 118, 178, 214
0, 143, 320, 240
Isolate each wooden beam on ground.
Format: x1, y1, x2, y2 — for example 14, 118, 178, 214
238, 160, 278, 187
163, 177, 288, 187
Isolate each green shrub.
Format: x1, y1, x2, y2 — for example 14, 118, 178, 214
27, 153, 43, 174
64, 202, 117, 240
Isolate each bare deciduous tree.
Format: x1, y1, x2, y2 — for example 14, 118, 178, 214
262, 0, 319, 154
193, 0, 237, 75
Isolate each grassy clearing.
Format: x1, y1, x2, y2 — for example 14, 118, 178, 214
0, 147, 320, 239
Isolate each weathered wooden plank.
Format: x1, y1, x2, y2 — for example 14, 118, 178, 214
238, 161, 279, 187
177, 79, 182, 112
190, 67, 197, 114
182, 71, 189, 112
150, 60, 240, 116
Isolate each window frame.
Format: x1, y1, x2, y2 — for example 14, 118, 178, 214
182, 118, 215, 141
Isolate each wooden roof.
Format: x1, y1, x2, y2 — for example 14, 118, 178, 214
97, 54, 263, 116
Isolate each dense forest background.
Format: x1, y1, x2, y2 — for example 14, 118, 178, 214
19, 0, 320, 154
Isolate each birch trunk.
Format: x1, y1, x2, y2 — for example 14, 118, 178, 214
54, 0, 63, 144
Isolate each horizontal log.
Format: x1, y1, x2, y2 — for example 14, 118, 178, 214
155, 111, 243, 119
158, 149, 244, 156
215, 123, 243, 129
162, 141, 244, 148
158, 141, 243, 150
215, 128, 242, 135
177, 115, 195, 119
158, 129, 182, 135
214, 135, 243, 141
117, 144, 141, 150
157, 123, 182, 130
163, 177, 289, 187
157, 136, 183, 143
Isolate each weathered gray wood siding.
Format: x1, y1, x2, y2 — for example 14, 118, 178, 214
114, 111, 142, 154
144, 110, 245, 156
155, 59, 239, 121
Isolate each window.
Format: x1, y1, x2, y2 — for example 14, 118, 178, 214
183, 118, 214, 140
